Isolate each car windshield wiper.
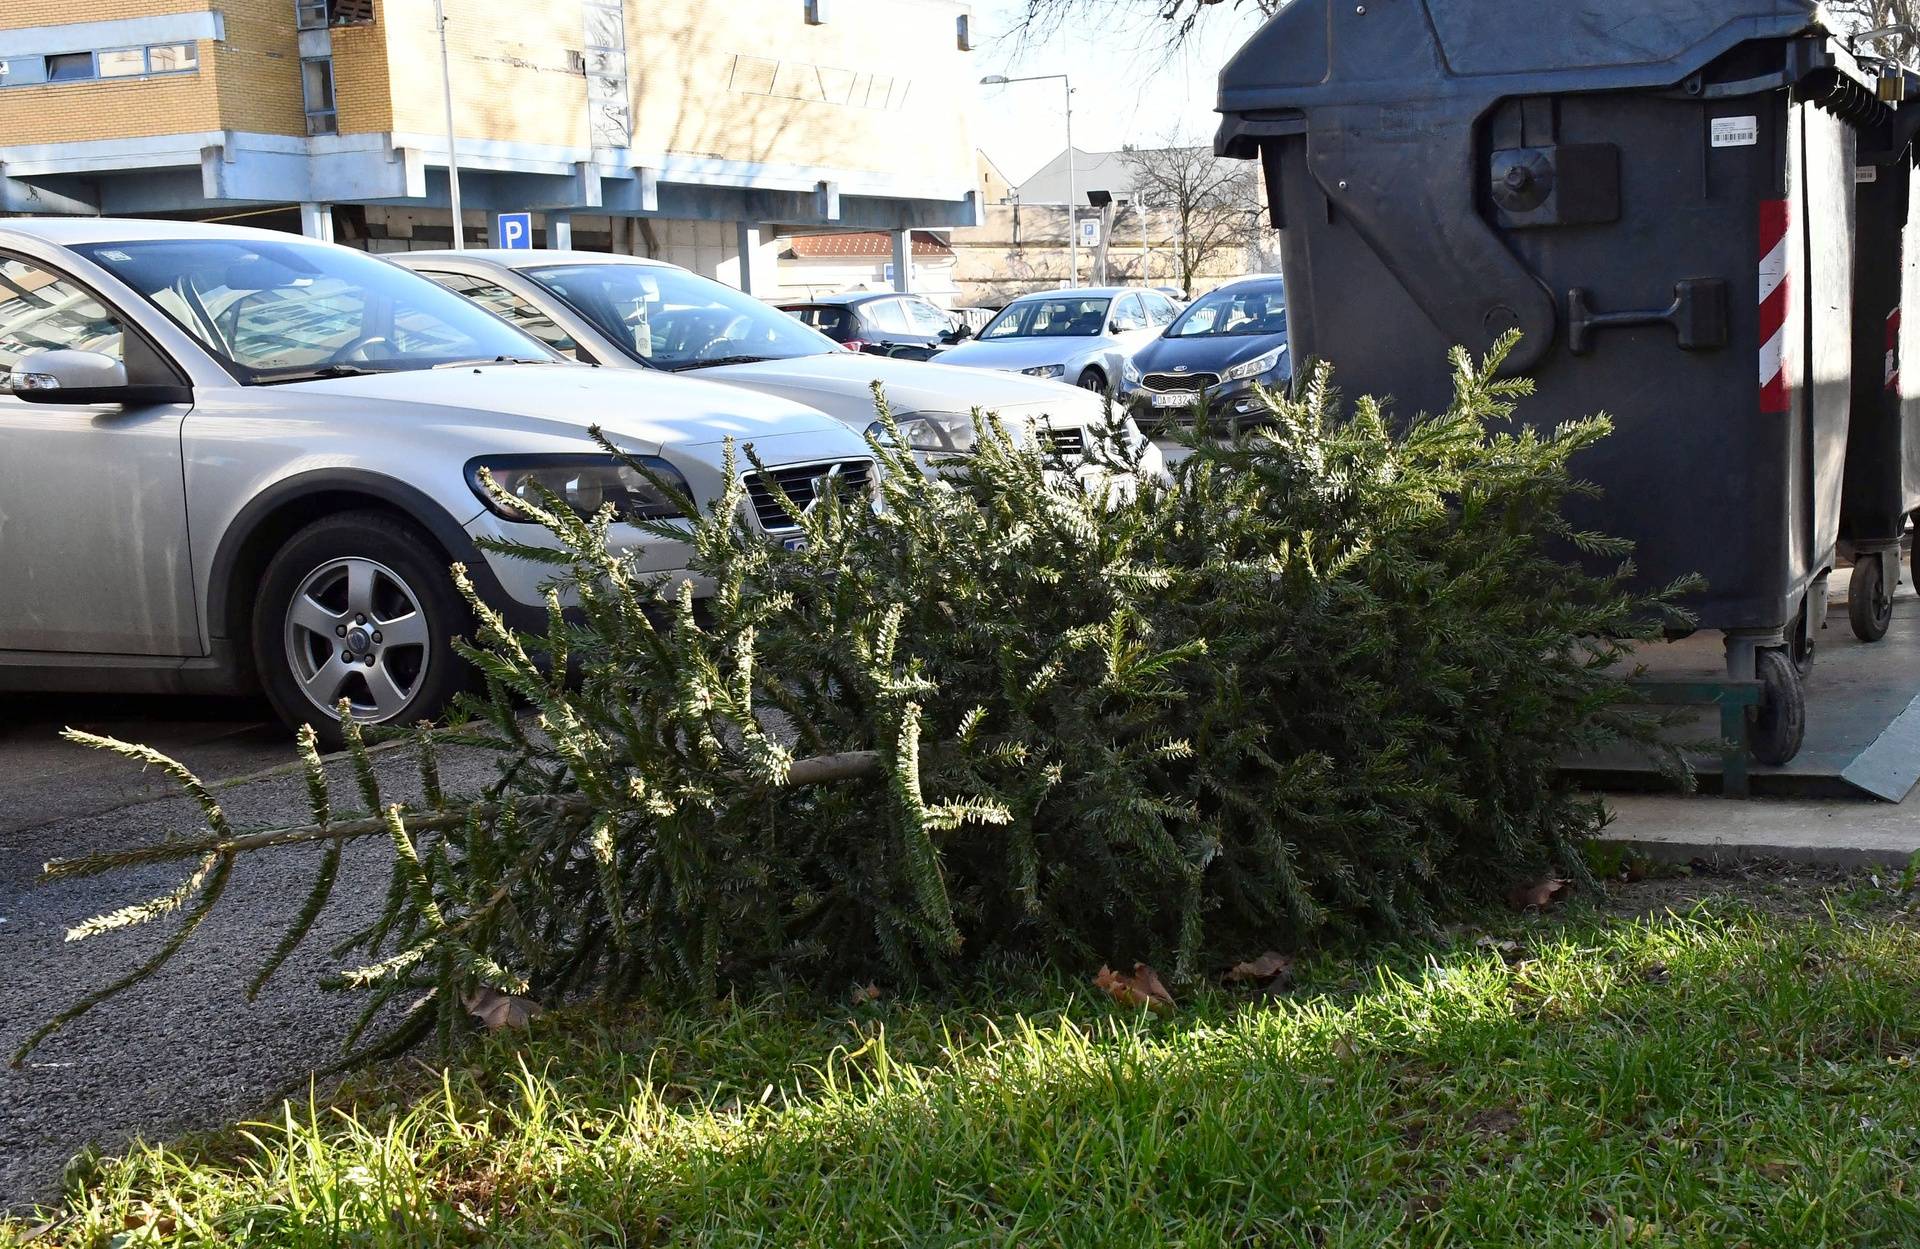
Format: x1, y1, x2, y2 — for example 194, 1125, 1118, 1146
252, 363, 380, 385
669, 354, 771, 372
431, 355, 561, 368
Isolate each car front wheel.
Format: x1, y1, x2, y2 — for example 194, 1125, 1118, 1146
253, 511, 472, 744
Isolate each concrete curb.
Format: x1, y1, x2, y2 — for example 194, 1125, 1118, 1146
1596, 793, 1920, 869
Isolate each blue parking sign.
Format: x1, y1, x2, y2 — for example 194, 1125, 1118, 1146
496, 212, 532, 249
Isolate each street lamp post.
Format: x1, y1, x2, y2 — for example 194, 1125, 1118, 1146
433, 0, 465, 249
980, 73, 1076, 286
1133, 187, 1149, 284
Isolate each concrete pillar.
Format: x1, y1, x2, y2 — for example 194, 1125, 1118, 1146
732, 221, 764, 294
299, 202, 335, 243
547, 211, 573, 251
891, 228, 912, 292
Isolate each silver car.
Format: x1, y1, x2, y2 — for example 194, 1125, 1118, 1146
0, 220, 873, 739
386, 251, 1162, 480
931, 287, 1181, 395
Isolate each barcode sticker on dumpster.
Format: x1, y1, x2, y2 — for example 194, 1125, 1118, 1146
1711, 116, 1760, 147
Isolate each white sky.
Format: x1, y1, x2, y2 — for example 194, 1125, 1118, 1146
965, 1, 1269, 184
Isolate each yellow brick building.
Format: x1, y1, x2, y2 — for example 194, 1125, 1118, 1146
0, 0, 981, 289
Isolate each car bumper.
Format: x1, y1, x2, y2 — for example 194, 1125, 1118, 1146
464, 512, 714, 631
1121, 375, 1287, 430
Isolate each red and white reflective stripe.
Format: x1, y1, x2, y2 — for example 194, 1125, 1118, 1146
1887, 307, 1901, 391
1758, 199, 1790, 414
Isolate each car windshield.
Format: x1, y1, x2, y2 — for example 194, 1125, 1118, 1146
1167, 283, 1288, 338
980, 296, 1110, 340
527, 264, 837, 370
73, 238, 553, 382
783, 305, 851, 336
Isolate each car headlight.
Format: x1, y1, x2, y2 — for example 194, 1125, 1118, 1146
894, 411, 979, 454
1223, 345, 1286, 382
465, 454, 690, 523
1121, 357, 1142, 384
1020, 364, 1066, 380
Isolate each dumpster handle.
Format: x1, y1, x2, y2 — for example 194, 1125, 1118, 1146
1566, 280, 1730, 356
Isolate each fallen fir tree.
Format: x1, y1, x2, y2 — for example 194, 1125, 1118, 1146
15, 338, 1692, 1067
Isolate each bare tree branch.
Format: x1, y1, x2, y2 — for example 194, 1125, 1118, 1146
1119, 137, 1266, 295
1004, 0, 1285, 55
1825, 0, 1920, 63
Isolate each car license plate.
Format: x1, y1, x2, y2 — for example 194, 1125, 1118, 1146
783, 535, 809, 552
1151, 391, 1199, 407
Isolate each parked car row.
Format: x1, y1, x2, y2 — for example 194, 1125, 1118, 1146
800, 278, 1291, 435
0, 220, 1159, 739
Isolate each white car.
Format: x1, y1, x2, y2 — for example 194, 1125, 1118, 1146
930, 287, 1181, 395
0, 220, 873, 738
388, 251, 1161, 479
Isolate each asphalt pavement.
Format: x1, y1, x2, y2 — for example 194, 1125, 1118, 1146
0, 693, 294, 837
0, 700, 496, 1210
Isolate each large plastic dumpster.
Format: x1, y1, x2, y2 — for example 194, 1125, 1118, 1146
1840, 67, 1920, 642
1216, 1, 1889, 765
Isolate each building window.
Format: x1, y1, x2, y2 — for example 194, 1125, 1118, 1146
44, 53, 93, 82
9, 43, 199, 87
302, 57, 338, 134
147, 43, 198, 73
97, 49, 145, 78
298, 0, 376, 29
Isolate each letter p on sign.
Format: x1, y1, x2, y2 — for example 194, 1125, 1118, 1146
496, 212, 533, 249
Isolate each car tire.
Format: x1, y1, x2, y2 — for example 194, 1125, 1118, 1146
1077, 367, 1108, 394
253, 510, 473, 746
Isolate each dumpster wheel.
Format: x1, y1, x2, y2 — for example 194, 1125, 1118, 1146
1848, 551, 1894, 643
1912, 521, 1919, 606
1749, 648, 1806, 767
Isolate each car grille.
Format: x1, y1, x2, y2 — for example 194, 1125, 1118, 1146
1142, 371, 1219, 393
1041, 426, 1087, 459
743, 459, 874, 532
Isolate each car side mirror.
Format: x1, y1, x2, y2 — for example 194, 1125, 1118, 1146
7, 349, 190, 406
942, 326, 971, 344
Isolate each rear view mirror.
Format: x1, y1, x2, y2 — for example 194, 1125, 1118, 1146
7, 348, 190, 406
223, 254, 312, 291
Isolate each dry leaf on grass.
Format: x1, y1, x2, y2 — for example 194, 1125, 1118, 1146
1094, 963, 1176, 1016
851, 982, 882, 1004
1224, 951, 1295, 986
121, 1208, 176, 1237
1507, 876, 1570, 912
464, 985, 543, 1032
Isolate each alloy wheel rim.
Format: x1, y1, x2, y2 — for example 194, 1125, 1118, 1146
282, 556, 431, 722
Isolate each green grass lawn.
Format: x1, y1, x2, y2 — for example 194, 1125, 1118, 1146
13, 872, 1920, 1247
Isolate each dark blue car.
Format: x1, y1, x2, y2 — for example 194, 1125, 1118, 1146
1119, 275, 1289, 430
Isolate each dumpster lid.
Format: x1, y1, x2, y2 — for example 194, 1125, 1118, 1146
1218, 0, 1824, 121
